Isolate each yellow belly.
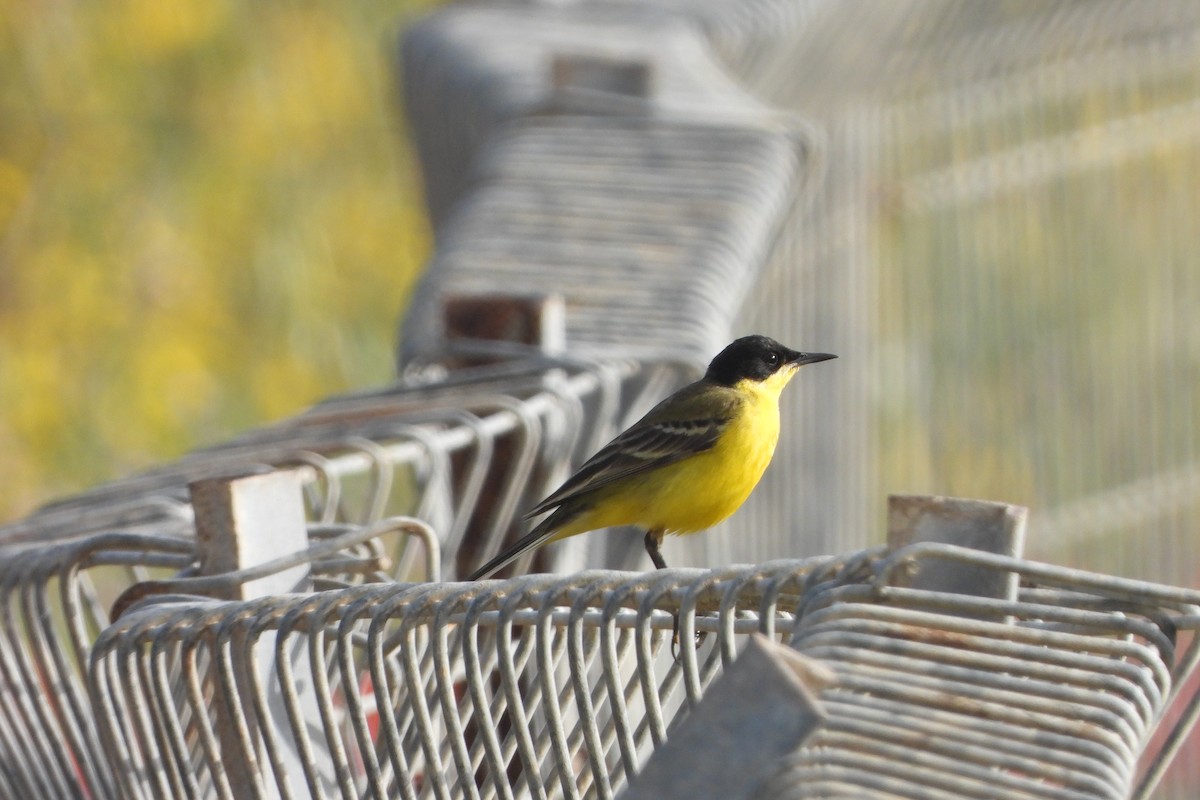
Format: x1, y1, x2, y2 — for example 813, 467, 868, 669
635, 410, 779, 533
558, 375, 785, 537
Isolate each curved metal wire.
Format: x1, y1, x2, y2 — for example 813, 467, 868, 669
84, 549, 1200, 799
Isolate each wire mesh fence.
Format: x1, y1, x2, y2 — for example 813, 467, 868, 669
720, 0, 1200, 581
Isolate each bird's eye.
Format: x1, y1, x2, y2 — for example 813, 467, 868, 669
765, 352, 779, 366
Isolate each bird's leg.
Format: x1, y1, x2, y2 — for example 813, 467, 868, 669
644, 529, 668, 570
644, 528, 690, 657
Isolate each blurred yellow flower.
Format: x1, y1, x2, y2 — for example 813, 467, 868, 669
0, 2, 433, 521
109, 0, 229, 58
0, 159, 29, 231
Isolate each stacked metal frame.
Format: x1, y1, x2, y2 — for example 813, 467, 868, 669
395, 2, 808, 373
86, 559, 835, 800
87, 543, 1200, 799
0, 520, 435, 800
0, 355, 689, 799
777, 543, 1200, 799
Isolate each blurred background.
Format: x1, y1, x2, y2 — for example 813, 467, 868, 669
0, 0, 435, 520
759, 1, 1200, 585
2, 0, 1199, 586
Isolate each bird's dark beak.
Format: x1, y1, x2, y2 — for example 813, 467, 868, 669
790, 351, 837, 367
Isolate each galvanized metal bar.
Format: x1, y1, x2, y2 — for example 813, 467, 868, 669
886, 494, 1027, 602
619, 635, 830, 800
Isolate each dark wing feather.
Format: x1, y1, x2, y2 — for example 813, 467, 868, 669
526, 384, 737, 518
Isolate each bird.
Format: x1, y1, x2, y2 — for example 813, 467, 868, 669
468, 335, 836, 580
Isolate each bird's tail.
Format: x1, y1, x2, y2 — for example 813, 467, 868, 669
467, 508, 571, 580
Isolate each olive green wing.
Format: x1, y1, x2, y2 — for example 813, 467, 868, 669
526, 383, 739, 517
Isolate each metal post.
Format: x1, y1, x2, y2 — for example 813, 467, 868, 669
192, 469, 311, 599
618, 635, 833, 800
190, 469, 316, 798
550, 52, 654, 114
886, 493, 1028, 601
441, 292, 566, 369
441, 293, 569, 578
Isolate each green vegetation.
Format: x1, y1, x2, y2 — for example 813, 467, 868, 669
0, 1, 436, 520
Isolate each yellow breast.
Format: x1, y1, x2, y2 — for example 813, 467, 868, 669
630, 367, 792, 534
551, 365, 797, 539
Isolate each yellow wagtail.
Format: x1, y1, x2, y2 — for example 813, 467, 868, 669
469, 335, 836, 580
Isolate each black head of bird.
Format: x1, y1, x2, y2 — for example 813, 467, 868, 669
704, 334, 837, 386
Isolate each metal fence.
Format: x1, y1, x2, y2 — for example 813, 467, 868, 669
721, 0, 1200, 578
